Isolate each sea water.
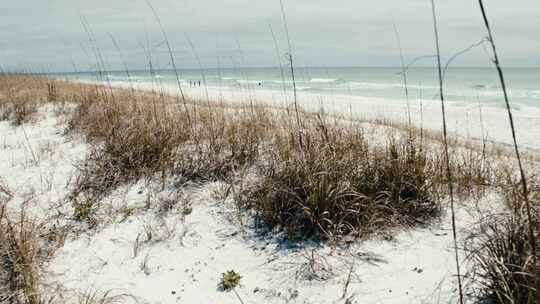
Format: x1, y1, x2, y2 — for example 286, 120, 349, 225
56, 66, 540, 109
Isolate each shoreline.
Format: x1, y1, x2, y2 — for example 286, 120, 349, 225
76, 78, 540, 152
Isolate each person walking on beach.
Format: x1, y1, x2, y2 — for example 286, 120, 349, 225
198, 80, 201, 87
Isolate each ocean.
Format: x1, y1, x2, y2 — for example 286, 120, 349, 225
56, 66, 540, 109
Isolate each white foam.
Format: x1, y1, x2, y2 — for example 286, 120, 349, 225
309, 77, 338, 83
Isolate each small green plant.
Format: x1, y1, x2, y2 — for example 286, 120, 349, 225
73, 197, 94, 222
219, 270, 241, 291
181, 205, 192, 216
123, 206, 137, 217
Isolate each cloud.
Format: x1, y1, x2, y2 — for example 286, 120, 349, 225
1, 0, 538, 71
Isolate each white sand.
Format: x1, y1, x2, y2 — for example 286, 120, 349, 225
0, 104, 505, 303
0, 104, 88, 219
46, 180, 491, 304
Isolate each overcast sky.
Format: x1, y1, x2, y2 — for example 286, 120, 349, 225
1, 0, 539, 72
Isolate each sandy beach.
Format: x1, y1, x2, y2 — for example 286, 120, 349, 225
2, 75, 535, 303
2, 0, 540, 303
98, 79, 540, 151
0, 98, 487, 304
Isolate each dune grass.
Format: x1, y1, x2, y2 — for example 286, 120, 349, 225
466, 171, 540, 303
1, 75, 498, 236
0, 206, 43, 304
0, 72, 537, 301
464, 1, 539, 302
240, 125, 442, 240
0, 1, 538, 300
19, 76, 490, 242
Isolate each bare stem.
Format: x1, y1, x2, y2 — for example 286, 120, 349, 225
268, 21, 289, 115
392, 19, 412, 129
279, 0, 301, 127
477, 0, 537, 299
430, 1, 464, 303
145, 0, 193, 130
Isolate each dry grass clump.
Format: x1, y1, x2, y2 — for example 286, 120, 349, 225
450, 149, 494, 200
67, 88, 272, 204
2, 99, 39, 126
239, 122, 446, 240
70, 102, 191, 201
172, 111, 270, 185
0, 207, 43, 304
0, 74, 95, 125
69, 288, 135, 304
1, 76, 497, 243
3, 73, 535, 302
0, 75, 271, 221
498, 172, 540, 213
468, 215, 539, 303
467, 175, 540, 303
0, 75, 41, 125
65, 88, 139, 140
57, 78, 495, 241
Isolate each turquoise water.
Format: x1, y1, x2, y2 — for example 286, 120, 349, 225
54, 66, 540, 109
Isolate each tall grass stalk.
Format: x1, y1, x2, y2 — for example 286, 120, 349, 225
419, 82, 424, 146
279, 0, 301, 127
80, 17, 104, 81
185, 33, 216, 143
442, 38, 487, 82
140, 28, 156, 95
108, 34, 136, 97
81, 17, 115, 102
430, 1, 464, 303
216, 54, 224, 103
477, 0, 537, 299
185, 33, 211, 104
268, 21, 289, 115
324, 67, 337, 114
215, 36, 224, 104
234, 37, 256, 113
145, 0, 193, 130
139, 34, 160, 124
392, 19, 412, 128
475, 91, 487, 160
228, 56, 248, 114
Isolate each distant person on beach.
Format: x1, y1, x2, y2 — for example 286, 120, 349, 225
198, 80, 201, 87
258, 82, 262, 86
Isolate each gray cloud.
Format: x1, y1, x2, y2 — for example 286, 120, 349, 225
1, 0, 538, 71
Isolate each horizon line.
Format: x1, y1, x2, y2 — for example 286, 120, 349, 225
14, 64, 540, 75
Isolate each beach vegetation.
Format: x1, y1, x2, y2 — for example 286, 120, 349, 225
219, 270, 242, 291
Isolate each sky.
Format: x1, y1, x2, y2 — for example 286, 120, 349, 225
1, 0, 539, 72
